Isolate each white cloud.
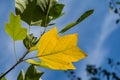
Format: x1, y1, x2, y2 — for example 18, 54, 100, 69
78, 13, 118, 79
88, 13, 118, 65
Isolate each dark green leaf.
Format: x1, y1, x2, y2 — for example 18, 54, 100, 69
5, 12, 27, 41
59, 22, 76, 33
76, 9, 94, 23
59, 9, 94, 33
25, 65, 44, 80
15, 0, 41, 26
23, 34, 38, 49
49, 4, 64, 20
15, 0, 64, 27
17, 70, 25, 80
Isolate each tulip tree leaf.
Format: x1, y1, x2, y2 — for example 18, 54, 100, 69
49, 4, 64, 20
15, 0, 64, 27
59, 22, 77, 33
26, 60, 50, 69
23, 34, 38, 49
59, 9, 94, 33
17, 70, 25, 80
25, 65, 44, 80
76, 9, 94, 23
15, 0, 41, 26
5, 13, 27, 41
27, 27, 87, 70
17, 65, 43, 80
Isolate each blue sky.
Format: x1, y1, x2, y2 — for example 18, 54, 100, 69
0, 0, 120, 80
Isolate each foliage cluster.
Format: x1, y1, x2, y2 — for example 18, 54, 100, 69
0, 0, 93, 80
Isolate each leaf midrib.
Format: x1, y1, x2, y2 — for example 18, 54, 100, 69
39, 46, 76, 57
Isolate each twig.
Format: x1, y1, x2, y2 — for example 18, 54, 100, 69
0, 50, 29, 79
37, 27, 46, 43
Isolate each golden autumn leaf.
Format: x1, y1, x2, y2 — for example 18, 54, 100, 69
27, 27, 87, 70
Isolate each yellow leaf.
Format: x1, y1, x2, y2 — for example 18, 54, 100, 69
26, 59, 50, 69
27, 27, 87, 70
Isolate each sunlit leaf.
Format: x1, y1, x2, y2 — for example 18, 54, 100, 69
25, 65, 44, 80
15, 0, 64, 27
26, 60, 50, 69
5, 12, 27, 41
29, 46, 38, 52
59, 9, 94, 33
27, 27, 87, 70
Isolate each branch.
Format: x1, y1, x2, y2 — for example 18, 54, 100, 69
0, 50, 29, 79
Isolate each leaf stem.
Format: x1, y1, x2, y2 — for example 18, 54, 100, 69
37, 27, 46, 43
13, 41, 18, 61
23, 56, 38, 61
0, 50, 29, 79
28, 25, 31, 48
44, 0, 51, 27
28, 25, 31, 34
42, 27, 46, 36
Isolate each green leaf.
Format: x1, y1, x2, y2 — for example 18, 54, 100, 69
59, 22, 77, 33
15, 0, 41, 26
49, 4, 64, 20
59, 9, 94, 33
25, 65, 44, 80
17, 70, 25, 80
5, 12, 27, 41
76, 9, 94, 23
15, 0, 64, 27
1, 77, 7, 80
23, 34, 38, 49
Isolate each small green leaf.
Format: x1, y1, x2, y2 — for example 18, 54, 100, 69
23, 34, 38, 49
25, 65, 44, 80
59, 9, 94, 33
15, 0, 40, 26
59, 22, 76, 33
17, 70, 25, 80
76, 9, 94, 23
5, 12, 27, 41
